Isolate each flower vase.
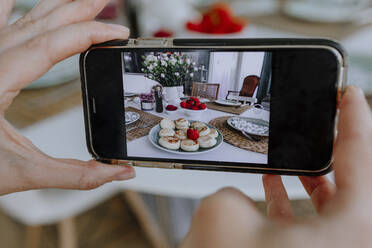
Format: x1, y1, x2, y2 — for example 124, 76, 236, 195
163, 86, 181, 104
176, 86, 185, 98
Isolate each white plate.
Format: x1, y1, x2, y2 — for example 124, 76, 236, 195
124, 92, 137, 97
227, 117, 269, 137
148, 121, 223, 155
214, 99, 242, 107
125, 112, 140, 125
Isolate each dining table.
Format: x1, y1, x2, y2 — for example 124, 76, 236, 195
125, 100, 269, 165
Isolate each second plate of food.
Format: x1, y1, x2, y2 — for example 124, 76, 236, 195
148, 120, 223, 155
125, 111, 140, 125
227, 117, 269, 137
214, 99, 242, 107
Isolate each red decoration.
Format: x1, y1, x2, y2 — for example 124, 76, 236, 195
186, 3, 246, 34
153, 29, 174, 38
187, 128, 200, 140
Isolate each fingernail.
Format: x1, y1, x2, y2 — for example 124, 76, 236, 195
114, 166, 135, 181
107, 24, 130, 34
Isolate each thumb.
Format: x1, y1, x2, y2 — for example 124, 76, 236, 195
333, 85, 372, 196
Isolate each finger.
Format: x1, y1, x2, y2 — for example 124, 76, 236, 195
26, 157, 135, 190
299, 176, 335, 214
0, 0, 16, 27
40, 0, 111, 30
182, 187, 264, 247
22, 0, 74, 22
2, 0, 110, 54
262, 175, 295, 221
0, 22, 129, 105
333, 85, 372, 195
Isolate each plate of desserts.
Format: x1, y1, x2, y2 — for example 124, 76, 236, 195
148, 118, 223, 154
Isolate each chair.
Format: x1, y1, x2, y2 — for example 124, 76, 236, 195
226, 75, 259, 105
191, 82, 220, 100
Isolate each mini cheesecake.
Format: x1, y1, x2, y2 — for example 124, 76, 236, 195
197, 126, 210, 136
160, 118, 175, 129
190, 121, 206, 130
174, 129, 187, 140
159, 128, 176, 137
180, 139, 199, 152
159, 136, 180, 150
175, 118, 190, 130
208, 128, 218, 139
197, 136, 217, 148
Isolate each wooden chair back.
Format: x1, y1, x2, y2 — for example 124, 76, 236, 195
191, 82, 220, 100
240, 75, 260, 97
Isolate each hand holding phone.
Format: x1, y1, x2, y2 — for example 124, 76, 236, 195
0, 0, 134, 196
181, 86, 372, 248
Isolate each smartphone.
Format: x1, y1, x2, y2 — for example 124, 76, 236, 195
79, 38, 347, 176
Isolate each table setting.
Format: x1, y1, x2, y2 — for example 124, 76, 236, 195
124, 95, 269, 163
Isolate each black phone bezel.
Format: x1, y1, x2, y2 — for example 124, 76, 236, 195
80, 38, 346, 176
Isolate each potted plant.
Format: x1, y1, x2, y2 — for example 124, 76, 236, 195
142, 53, 197, 103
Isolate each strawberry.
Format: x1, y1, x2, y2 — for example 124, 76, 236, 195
191, 106, 199, 110
166, 105, 177, 111
187, 128, 199, 140
200, 103, 207, 110
186, 103, 192, 109
180, 102, 187, 108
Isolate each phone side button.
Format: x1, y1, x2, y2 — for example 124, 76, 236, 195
133, 161, 175, 169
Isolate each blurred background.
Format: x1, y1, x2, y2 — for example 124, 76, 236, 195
1, 0, 372, 247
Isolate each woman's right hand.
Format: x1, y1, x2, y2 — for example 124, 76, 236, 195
182, 86, 372, 248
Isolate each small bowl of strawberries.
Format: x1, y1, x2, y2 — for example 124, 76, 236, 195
180, 97, 207, 118
165, 104, 179, 115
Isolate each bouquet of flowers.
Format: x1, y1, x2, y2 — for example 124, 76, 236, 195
141, 53, 197, 87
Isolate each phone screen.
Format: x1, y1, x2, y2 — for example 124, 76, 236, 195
122, 50, 271, 164
83, 42, 342, 174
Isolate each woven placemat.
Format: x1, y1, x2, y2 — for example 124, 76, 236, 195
125, 107, 162, 141
209, 116, 268, 155
205, 102, 252, 115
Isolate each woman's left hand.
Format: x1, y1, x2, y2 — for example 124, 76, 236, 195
0, 0, 134, 196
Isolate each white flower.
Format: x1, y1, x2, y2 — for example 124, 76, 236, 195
170, 58, 177, 65
194, 67, 198, 72
148, 65, 154, 71
192, 62, 196, 65
190, 73, 194, 77
174, 72, 180, 77
141, 68, 145, 72
186, 58, 191, 65
149, 75, 153, 79
161, 73, 165, 78
162, 54, 168, 58
146, 55, 155, 62
161, 60, 167, 67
